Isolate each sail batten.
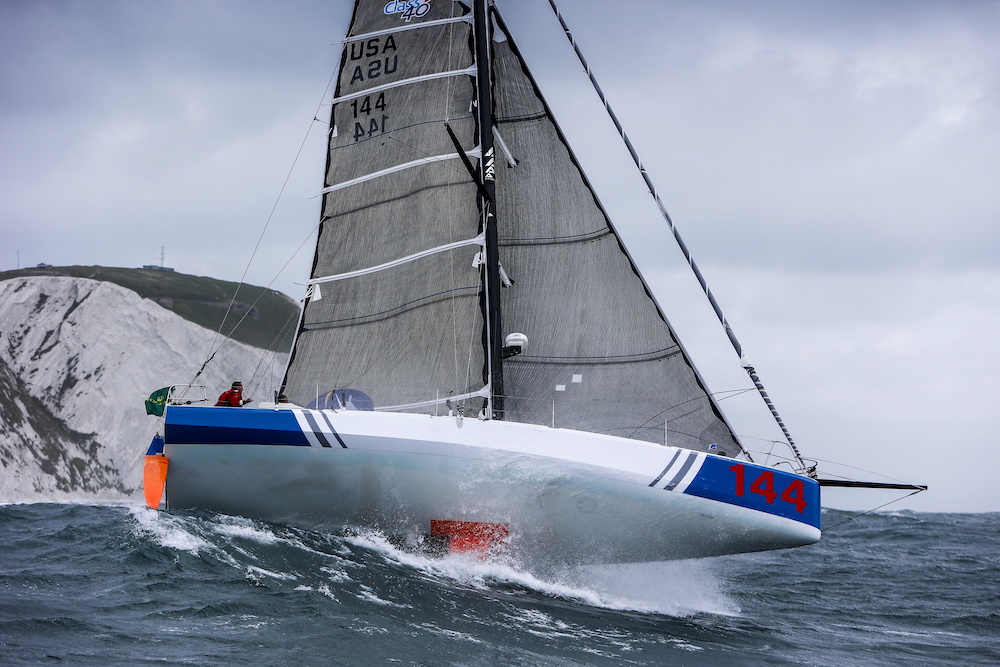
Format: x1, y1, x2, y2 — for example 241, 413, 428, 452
338, 15, 472, 44
309, 233, 485, 284
320, 146, 481, 194
510, 346, 683, 366
329, 65, 477, 106
374, 385, 490, 412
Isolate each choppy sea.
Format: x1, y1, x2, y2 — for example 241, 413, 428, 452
1, 504, 997, 666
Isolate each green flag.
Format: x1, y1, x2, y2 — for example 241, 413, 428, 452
145, 387, 170, 417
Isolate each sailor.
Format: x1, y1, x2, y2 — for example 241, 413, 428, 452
215, 381, 252, 407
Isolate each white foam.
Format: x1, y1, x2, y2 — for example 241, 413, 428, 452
128, 505, 211, 555
213, 516, 283, 545
558, 561, 742, 617
246, 565, 298, 582
356, 586, 410, 608
410, 623, 486, 644
342, 528, 739, 618
315, 583, 339, 601
500, 606, 645, 652
316, 565, 353, 585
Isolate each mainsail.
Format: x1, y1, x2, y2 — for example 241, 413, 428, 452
283, 2, 486, 412
283, 0, 744, 458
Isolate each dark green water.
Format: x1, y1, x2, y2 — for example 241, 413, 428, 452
2, 504, 997, 665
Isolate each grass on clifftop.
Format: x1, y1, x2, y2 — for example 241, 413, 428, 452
0, 265, 300, 353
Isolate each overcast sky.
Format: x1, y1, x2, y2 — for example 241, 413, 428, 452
2, 0, 997, 513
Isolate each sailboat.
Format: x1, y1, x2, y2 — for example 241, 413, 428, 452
143, 0, 901, 568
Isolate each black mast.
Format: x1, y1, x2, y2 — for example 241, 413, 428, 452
473, 0, 504, 419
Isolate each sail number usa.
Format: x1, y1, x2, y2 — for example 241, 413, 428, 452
730, 465, 807, 513
345, 34, 396, 142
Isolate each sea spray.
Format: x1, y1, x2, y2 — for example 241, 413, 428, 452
556, 560, 741, 617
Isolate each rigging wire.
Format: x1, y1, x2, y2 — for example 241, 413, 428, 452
803, 456, 922, 488
182, 63, 341, 392
822, 488, 927, 532
543, 0, 809, 474
625, 387, 760, 461
244, 307, 302, 399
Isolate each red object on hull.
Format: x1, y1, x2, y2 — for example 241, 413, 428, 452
430, 520, 509, 559
144, 455, 169, 509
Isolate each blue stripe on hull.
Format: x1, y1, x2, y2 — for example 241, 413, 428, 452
684, 456, 821, 528
165, 406, 310, 446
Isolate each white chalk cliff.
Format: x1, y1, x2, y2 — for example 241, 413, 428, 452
0, 276, 289, 503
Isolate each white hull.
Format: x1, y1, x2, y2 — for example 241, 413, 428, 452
159, 407, 820, 568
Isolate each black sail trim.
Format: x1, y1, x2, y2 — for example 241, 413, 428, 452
508, 347, 682, 366
500, 228, 611, 246
303, 286, 480, 329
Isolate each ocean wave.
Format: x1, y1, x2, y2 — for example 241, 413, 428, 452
4, 503, 998, 666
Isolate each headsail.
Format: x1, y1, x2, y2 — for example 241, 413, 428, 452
488, 7, 742, 456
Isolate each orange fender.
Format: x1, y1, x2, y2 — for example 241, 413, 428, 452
143, 455, 169, 509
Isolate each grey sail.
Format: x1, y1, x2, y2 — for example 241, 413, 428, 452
284, 0, 742, 457
489, 7, 742, 456
283, 1, 487, 413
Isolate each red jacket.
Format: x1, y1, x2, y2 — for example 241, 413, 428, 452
215, 389, 248, 406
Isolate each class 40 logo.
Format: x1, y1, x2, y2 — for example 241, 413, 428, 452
384, 0, 430, 22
